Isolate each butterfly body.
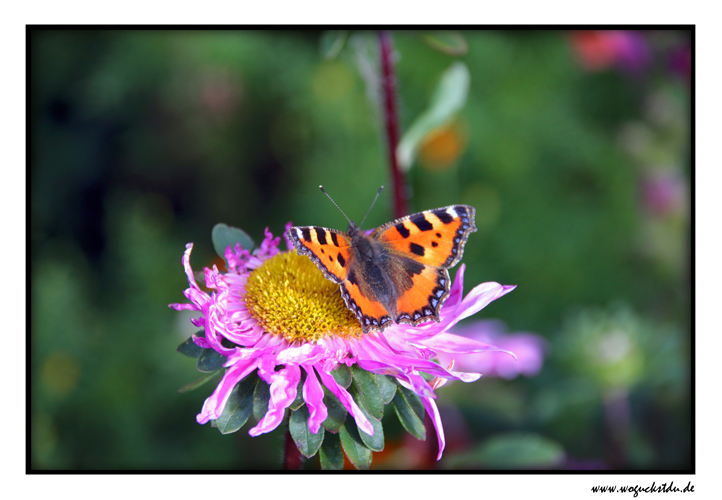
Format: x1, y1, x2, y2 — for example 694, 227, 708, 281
288, 205, 476, 333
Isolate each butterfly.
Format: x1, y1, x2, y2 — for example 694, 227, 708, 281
288, 189, 477, 333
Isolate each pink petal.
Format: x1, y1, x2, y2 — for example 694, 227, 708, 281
283, 222, 295, 251
302, 366, 328, 434
356, 359, 435, 398
444, 264, 467, 310
225, 243, 251, 273
418, 332, 517, 359
317, 369, 374, 436
181, 243, 201, 291
183, 288, 210, 309
256, 227, 282, 260
203, 315, 236, 357
361, 347, 471, 383
168, 302, 200, 311
421, 396, 445, 461
197, 358, 259, 424
248, 365, 301, 436
276, 343, 327, 365
455, 282, 517, 322
192, 334, 211, 349
422, 282, 516, 335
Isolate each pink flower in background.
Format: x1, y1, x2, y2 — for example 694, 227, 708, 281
437, 320, 546, 380
170, 224, 516, 460
640, 169, 687, 218
572, 30, 651, 74
669, 45, 691, 82
611, 31, 651, 74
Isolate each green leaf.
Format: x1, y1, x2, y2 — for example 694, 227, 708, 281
176, 331, 205, 359
350, 365, 383, 420
289, 372, 306, 411
178, 370, 223, 394
397, 61, 470, 171
339, 418, 373, 470
196, 348, 227, 373
444, 433, 566, 469
419, 31, 468, 56
321, 386, 347, 433
253, 379, 271, 422
211, 223, 254, 262
289, 405, 325, 458
397, 383, 425, 420
331, 364, 352, 389
216, 374, 257, 434
374, 374, 397, 404
320, 30, 349, 60
319, 432, 345, 470
392, 390, 426, 441
356, 405, 384, 452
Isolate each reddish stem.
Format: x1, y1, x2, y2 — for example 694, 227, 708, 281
424, 414, 439, 469
283, 425, 302, 470
379, 30, 408, 219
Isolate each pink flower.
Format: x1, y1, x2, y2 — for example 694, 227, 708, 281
640, 169, 687, 218
437, 320, 546, 380
572, 30, 650, 74
669, 45, 691, 83
170, 224, 516, 461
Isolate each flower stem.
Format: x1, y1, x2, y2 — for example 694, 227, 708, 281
379, 30, 408, 219
283, 424, 302, 470
424, 414, 439, 469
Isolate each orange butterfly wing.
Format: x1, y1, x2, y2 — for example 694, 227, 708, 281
372, 205, 476, 269
288, 224, 393, 330
287, 226, 352, 284
289, 205, 476, 333
372, 205, 477, 328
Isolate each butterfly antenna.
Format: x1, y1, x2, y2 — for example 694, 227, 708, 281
319, 185, 351, 224
359, 185, 384, 228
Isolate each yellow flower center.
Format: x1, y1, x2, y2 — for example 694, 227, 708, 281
244, 251, 363, 343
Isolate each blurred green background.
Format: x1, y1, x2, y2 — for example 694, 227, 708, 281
30, 29, 691, 470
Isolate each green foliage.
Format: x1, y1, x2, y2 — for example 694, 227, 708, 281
176, 332, 205, 359
397, 61, 470, 170
289, 405, 325, 458
289, 375, 306, 411
375, 374, 397, 404
214, 374, 257, 434
319, 432, 345, 470
196, 348, 226, 373
331, 364, 352, 389
253, 379, 271, 423
320, 387, 347, 433
177, 371, 222, 394
320, 30, 349, 60
355, 405, 384, 452
419, 31, 468, 56
30, 29, 690, 471
171, 363, 415, 469
350, 365, 384, 420
339, 419, 373, 470
211, 223, 254, 263
392, 386, 427, 441
444, 433, 566, 469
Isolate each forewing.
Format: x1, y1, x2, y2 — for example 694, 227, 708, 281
372, 205, 476, 269
288, 226, 352, 284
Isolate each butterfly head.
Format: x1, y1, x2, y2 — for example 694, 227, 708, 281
346, 220, 362, 237
320, 185, 384, 235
